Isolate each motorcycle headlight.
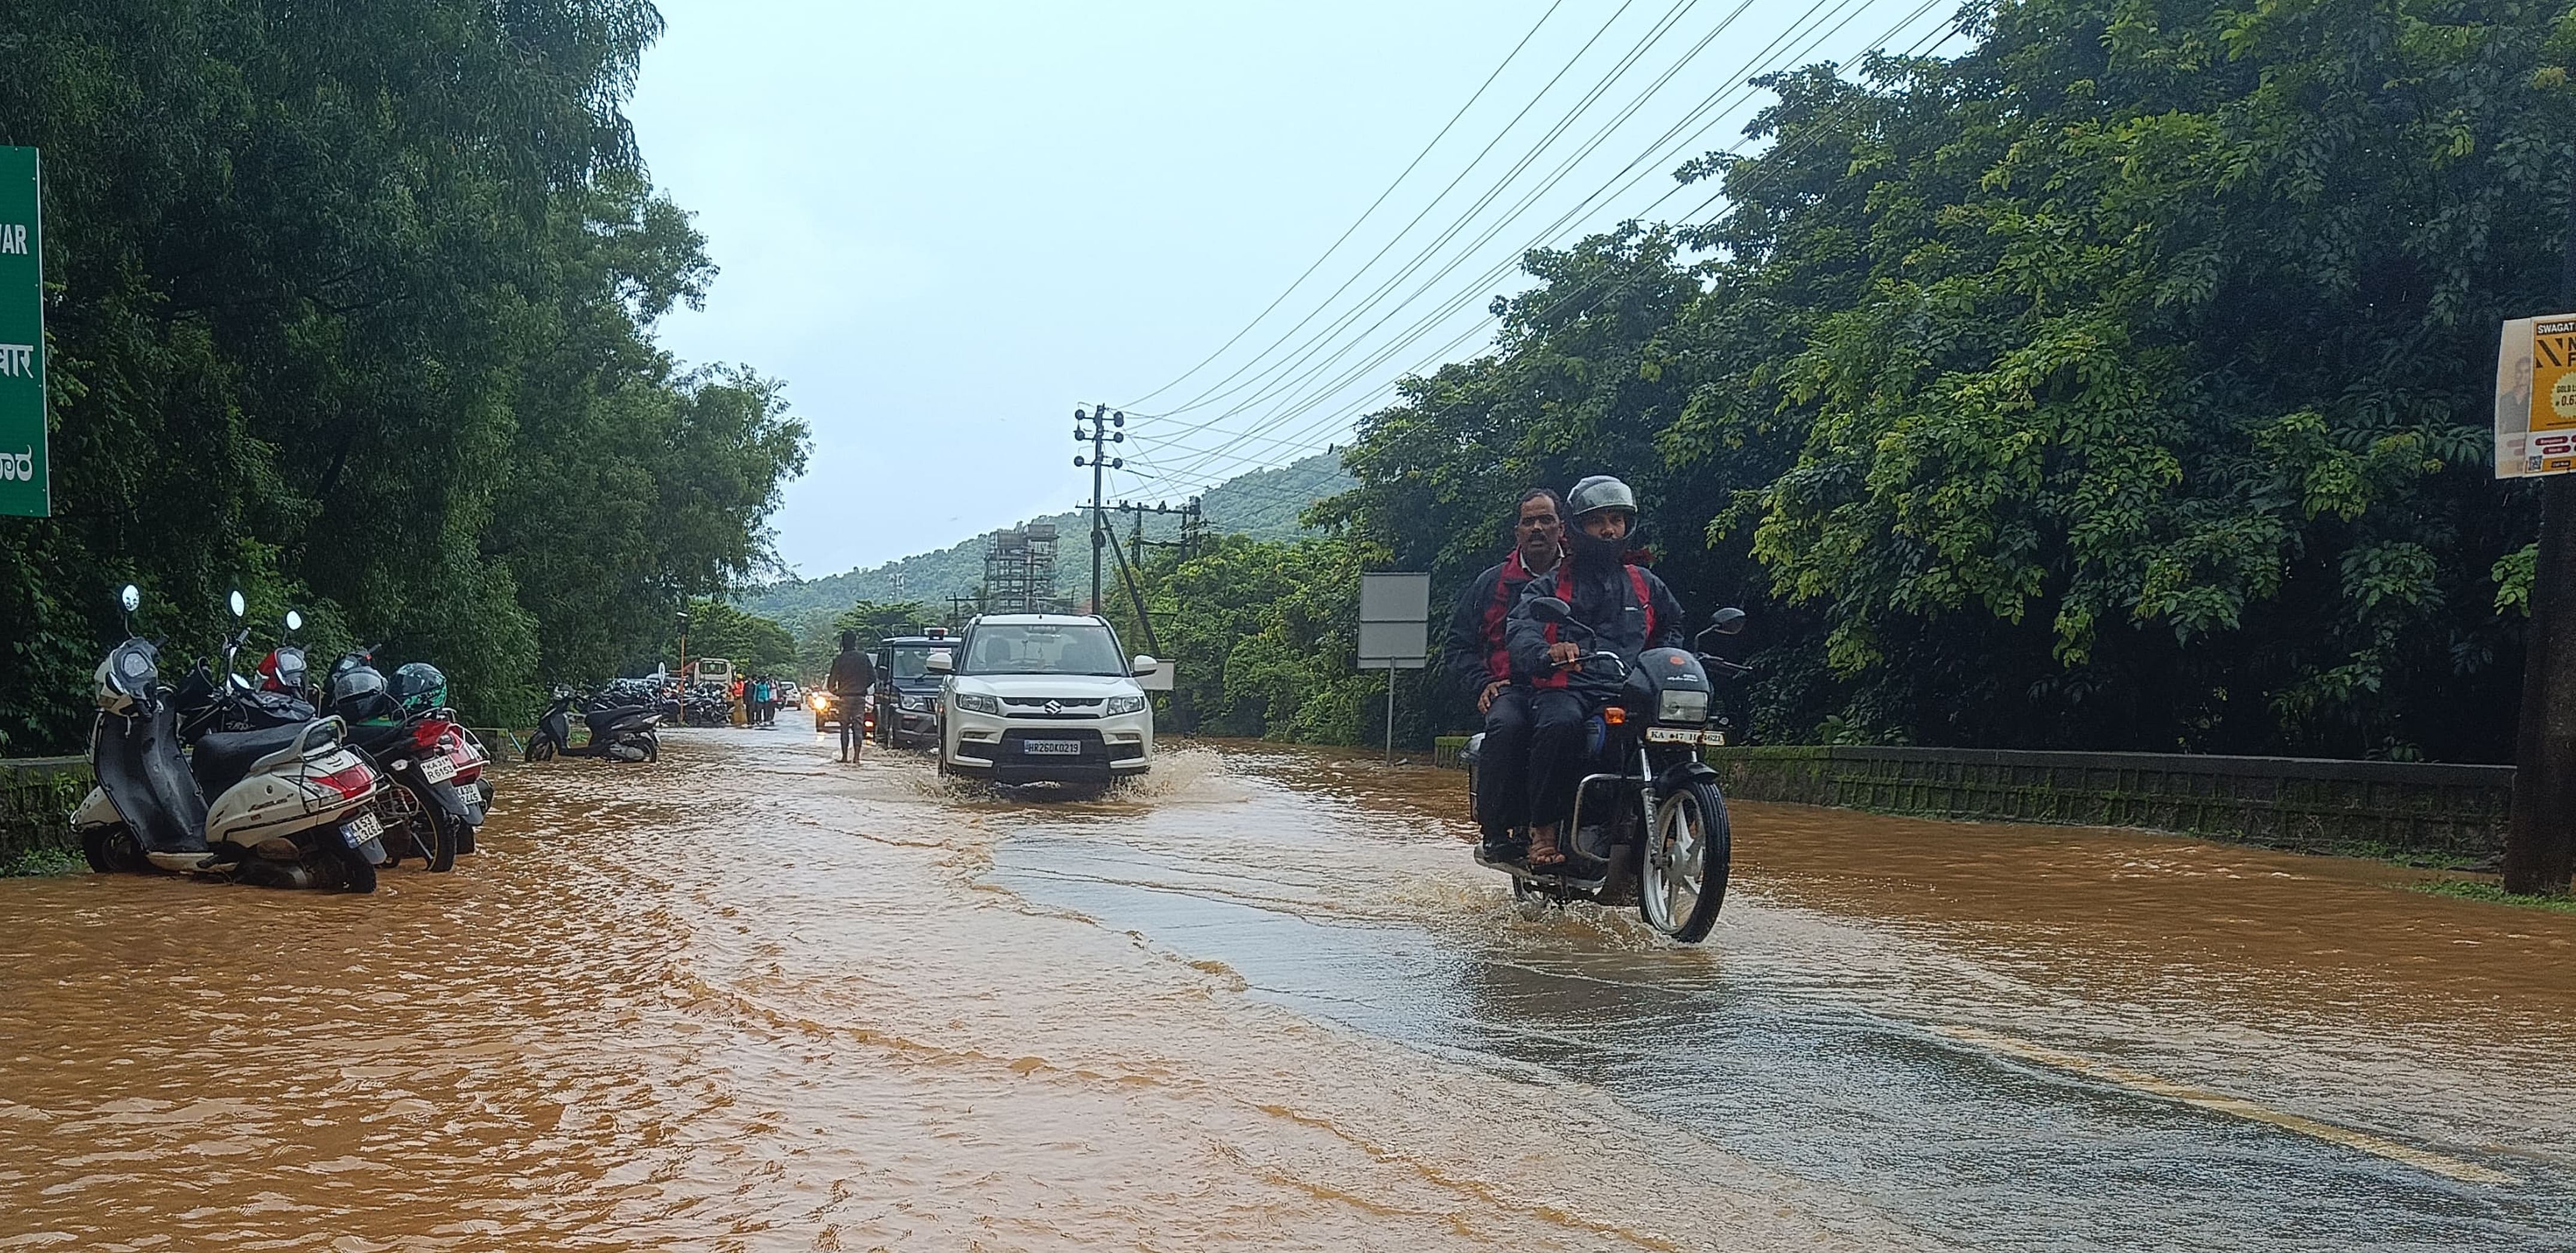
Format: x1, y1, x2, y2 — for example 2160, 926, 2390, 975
954, 692, 1000, 716
1656, 688, 1709, 724
1104, 694, 1148, 716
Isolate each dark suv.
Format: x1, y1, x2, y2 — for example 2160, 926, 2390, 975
873, 631, 956, 748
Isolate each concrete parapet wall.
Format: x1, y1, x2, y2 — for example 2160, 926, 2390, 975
1426, 737, 2510, 864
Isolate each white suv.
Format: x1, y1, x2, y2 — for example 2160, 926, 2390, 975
930, 614, 1157, 785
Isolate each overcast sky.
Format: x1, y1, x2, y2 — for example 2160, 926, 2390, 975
625, 0, 1958, 579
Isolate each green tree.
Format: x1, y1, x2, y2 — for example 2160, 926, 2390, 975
0, 0, 807, 745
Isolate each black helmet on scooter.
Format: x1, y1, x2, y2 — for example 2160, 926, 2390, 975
331, 664, 400, 724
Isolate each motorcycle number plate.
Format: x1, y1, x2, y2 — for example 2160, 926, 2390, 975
1021, 740, 1083, 756
341, 810, 384, 848
1645, 727, 1703, 744
418, 754, 457, 784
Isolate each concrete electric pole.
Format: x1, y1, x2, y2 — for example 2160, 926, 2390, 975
1074, 405, 1123, 613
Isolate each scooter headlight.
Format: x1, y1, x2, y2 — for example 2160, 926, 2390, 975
1656, 689, 1709, 725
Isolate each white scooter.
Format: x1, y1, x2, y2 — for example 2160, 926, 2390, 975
72, 586, 392, 892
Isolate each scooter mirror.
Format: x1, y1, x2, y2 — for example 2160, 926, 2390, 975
120, 585, 141, 613
285, 610, 304, 632
1709, 607, 1747, 635
1526, 596, 1573, 624
228, 590, 246, 619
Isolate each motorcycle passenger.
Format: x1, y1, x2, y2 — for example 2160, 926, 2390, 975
827, 631, 876, 762
1440, 487, 1565, 861
1507, 476, 1686, 868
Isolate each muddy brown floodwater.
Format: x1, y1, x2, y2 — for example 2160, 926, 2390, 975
3, 727, 2571, 1252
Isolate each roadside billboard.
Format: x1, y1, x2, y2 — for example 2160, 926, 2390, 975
0, 147, 43, 517
2496, 315, 2576, 479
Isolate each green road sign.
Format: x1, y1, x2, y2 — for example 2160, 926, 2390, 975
0, 147, 44, 517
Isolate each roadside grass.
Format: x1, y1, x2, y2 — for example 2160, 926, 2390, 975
2412, 878, 2576, 915
1, 845, 82, 877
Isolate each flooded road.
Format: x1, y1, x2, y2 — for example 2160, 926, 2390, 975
4, 725, 2571, 1250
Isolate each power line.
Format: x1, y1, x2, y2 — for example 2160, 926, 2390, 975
1141, 0, 1681, 426
1120, 0, 1574, 409
1139, 0, 1907, 490
1124, 0, 1959, 497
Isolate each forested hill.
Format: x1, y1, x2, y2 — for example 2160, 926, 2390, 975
737, 454, 1353, 619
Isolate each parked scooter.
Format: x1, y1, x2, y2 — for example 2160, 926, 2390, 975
73, 586, 392, 892
524, 688, 660, 762
1464, 601, 1752, 942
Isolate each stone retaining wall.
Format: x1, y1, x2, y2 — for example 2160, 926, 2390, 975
1, 756, 90, 870
1428, 737, 2511, 865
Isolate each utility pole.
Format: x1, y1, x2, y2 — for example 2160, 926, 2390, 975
2505, 193, 2576, 894
1074, 405, 1124, 613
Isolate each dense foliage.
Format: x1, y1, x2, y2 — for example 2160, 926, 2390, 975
0, 0, 806, 749
1321, 0, 2571, 761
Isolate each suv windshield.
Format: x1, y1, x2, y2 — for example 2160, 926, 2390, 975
886, 645, 950, 682
960, 624, 1126, 677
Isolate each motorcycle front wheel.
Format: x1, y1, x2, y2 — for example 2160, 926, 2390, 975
1639, 778, 1730, 942
524, 737, 556, 762
81, 824, 147, 874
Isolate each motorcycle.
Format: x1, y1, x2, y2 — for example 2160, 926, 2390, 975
1465, 601, 1751, 943
72, 586, 392, 892
524, 688, 661, 762
310, 648, 491, 868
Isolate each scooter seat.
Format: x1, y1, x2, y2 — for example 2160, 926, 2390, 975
193, 725, 306, 798
343, 719, 414, 758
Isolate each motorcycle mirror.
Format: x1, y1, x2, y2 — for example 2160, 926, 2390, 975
285, 609, 303, 632
119, 584, 140, 613
1526, 596, 1574, 624
1709, 607, 1747, 635
228, 590, 246, 619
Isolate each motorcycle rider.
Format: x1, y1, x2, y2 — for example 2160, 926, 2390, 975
1440, 487, 1564, 859
1507, 476, 1686, 868
827, 631, 877, 762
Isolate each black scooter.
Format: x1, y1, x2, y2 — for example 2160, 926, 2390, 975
1465, 601, 1752, 943
524, 689, 660, 762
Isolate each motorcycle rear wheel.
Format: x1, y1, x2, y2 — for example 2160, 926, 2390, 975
401, 786, 459, 873
1640, 779, 1730, 942
340, 847, 377, 894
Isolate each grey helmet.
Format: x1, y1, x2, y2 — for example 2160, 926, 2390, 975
1566, 475, 1638, 520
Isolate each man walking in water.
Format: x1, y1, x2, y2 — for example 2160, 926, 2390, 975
1440, 487, 1564, 861
827, 631, 876, 762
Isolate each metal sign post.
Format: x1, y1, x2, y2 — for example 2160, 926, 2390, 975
0, 147, 44, 518
2498, 315, 2576, 892
1358, 573, 1432, 764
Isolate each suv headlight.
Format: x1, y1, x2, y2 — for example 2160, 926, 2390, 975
954, 692, 1000, 715
1656, 689, 1709, 724
900, 694, 932, 712
1104, 694, 1148, 716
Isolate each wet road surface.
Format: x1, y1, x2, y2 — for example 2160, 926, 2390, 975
3, 724, 2571, 1250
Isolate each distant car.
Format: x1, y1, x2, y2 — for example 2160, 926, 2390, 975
935, 614, 1156, 786
775, 680, 802, 709
808, 685, 850, 731
873, 630, 956, 749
